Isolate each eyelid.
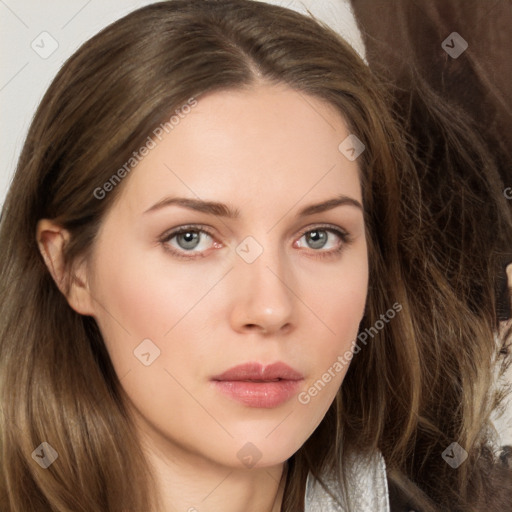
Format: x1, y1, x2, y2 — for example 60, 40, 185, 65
295, 223, 349, 239
160, 224, 216, 240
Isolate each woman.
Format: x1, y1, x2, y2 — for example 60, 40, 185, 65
0, 1, 510, 510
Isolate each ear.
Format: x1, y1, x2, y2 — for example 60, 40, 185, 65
36, 219, 95, 316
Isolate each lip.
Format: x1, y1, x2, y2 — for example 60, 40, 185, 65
211, 362, 304, 408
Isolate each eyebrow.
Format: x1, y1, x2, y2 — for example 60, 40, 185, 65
143, 194, 363, 218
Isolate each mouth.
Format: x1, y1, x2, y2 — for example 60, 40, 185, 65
211, 362, 304, 408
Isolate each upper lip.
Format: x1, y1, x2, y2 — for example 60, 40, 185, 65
211, 362, 303, 382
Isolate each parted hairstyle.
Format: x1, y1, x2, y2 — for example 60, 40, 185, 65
1, 1, 511, 511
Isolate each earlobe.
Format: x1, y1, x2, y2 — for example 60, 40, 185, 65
36, 219, 95, 317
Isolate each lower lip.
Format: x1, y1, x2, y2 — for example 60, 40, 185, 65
212, 379, 303, 408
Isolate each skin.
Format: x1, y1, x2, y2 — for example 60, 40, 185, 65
37, 83, 368, 512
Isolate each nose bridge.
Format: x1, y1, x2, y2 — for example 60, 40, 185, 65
230, 234, 296, 332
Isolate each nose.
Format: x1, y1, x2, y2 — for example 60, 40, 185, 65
229, 246, 296, 336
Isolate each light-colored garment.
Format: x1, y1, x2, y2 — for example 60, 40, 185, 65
304, 450, 390, 511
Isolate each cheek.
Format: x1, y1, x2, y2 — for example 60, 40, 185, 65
88, 243, 198, 371
300, 250, 368, 394
308, 250, 368, 345
88, 241, 234, 397
327, 272, 367, 354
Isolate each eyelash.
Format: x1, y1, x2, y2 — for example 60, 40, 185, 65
159, 224, 351, 260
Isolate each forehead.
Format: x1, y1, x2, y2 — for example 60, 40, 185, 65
113, 83, 362, 219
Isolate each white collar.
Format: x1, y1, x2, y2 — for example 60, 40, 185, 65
304, 450, 390, 511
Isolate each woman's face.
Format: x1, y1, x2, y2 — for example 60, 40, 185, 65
84, 83, 368, 469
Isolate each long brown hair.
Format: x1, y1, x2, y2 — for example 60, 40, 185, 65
0, 1, 510, 510
349, 0, 512, 323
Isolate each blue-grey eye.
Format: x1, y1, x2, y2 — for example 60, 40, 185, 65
305, 230, 328, 249
175, 230, 201, 250
161, 226, 217, 257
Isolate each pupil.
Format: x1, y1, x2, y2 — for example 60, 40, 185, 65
308, 230, 327, 249
178, 231, 199, 249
